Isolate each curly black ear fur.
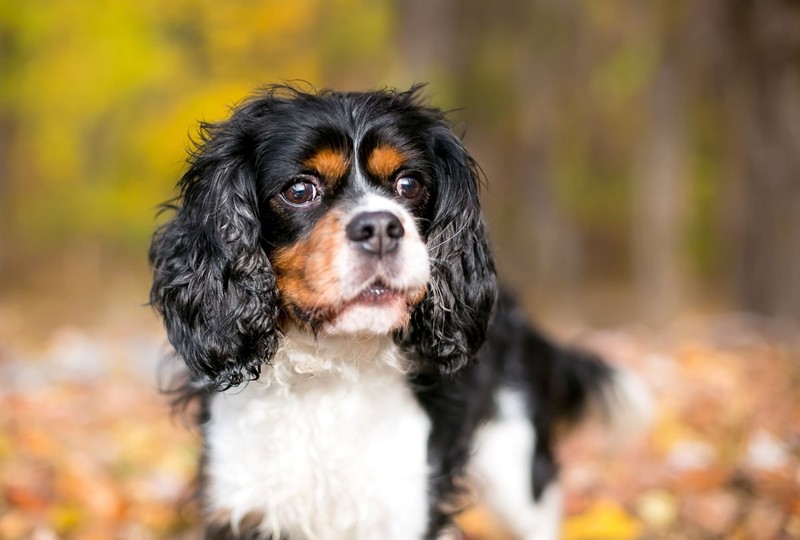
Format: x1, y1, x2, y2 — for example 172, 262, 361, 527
149, 103, 280, 390
401, 125, 497, 375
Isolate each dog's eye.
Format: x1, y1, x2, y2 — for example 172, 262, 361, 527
281, 179, 319, 207
395, 175, 423, 201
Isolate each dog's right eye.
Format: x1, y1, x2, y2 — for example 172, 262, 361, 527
281, 177, 320, 207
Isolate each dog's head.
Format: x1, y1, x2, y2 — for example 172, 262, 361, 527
150, 85, 497, 389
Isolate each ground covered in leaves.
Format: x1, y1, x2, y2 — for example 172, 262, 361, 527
1, 296, 799, 539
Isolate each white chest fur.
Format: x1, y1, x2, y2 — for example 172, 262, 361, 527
204, 332, 432, 540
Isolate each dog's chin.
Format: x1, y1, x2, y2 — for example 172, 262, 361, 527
323, 288, 417, 336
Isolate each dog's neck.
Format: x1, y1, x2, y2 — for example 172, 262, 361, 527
255, 328, 409, 390
205, 327, 431, 539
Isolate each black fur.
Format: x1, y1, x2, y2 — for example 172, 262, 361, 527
397, 122, 497, 375
150, 85, 623, 539
151, 85, 496, 389
413, 292, 615, 536
482, 292, 614, 499
149, 99, 282, 390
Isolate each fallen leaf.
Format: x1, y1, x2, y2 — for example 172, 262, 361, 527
562, 499, 642, 540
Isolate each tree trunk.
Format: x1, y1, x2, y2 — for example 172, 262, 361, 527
725, 0, 800, 319
395, 0, 461, 82
632, 62, 686, 323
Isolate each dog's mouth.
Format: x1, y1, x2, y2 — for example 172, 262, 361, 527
350, 280, 403, 306
313, 278, 428, 335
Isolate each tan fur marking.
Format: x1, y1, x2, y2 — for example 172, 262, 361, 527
272, 209, 427, 330
305, 148, 350, 182
366, 146, 406, 179
272, 212, 345, 321
407, 284, 428, 307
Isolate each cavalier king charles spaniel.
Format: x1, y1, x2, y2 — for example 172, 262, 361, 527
150, 85, 645, 540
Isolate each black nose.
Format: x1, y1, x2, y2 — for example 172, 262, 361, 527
346, 211, 405, 257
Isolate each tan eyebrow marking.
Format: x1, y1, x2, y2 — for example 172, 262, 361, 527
366, 146, 407, 179
304, 148, 350, 182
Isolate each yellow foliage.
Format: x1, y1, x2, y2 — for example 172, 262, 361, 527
562, 499, 642, 540
0, 0, 394, 250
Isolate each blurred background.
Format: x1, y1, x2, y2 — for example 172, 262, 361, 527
1, 1, 799, 539
3, 0, 800, 325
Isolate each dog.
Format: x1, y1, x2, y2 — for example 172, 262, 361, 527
149, 85, 645, 540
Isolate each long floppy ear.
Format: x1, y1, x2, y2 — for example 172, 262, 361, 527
149, 110, 280, 390
402, 125, 497, 375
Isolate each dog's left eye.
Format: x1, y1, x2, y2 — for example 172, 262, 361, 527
395, 175, 424, 201
281, 178, 320, 207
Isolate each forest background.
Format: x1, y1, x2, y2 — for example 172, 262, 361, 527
3, 0, 799, 324
1, 1, 799, 539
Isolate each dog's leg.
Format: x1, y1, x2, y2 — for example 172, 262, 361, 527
469, 388, 562, 540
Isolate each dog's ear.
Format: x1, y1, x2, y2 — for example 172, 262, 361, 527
401, 125, 497, 375
150, 103, 280, 390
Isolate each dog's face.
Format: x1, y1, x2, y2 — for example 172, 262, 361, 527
150, 86, 496, 388
254, 101, 437, 335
